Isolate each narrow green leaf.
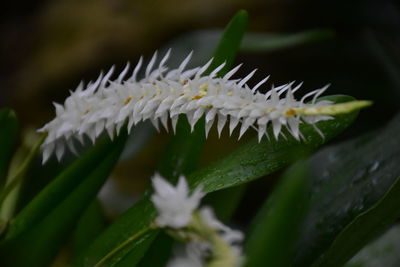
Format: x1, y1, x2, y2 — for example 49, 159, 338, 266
135, 233, 174, 267
126, 10, 249, 267
2, 135, 121, 241
202, 24, 329, 229
294, 112, 400, 267
313, 175, 400, 267
0, 108, 19, 188
72, 199, 107, 261
241, 29, 335, 52
245, 159, 310, 267
0, 133, 127, 267
202, 185, 247, 223
78, 198, 158, 267
157, 9, 248, 181
163, 28, 334, 67
79, 95, 359, 266
156, 114, 206, 180
190, 95, 357, 192
205, 9, 248, 75
0, 134, 45, 221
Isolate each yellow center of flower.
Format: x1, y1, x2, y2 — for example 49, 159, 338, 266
124, 97, 133, 105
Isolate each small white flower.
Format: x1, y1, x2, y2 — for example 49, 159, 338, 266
167, 242, 209, 267
38, 50, 371, 163
200, 207, 245, 265
150, 175, 245, 266
200, 207, 244, 245
151, 173, 205, 228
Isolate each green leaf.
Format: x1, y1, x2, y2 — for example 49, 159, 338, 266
345, 224, 400, 267
294, 112, 400, 267
241, 29, 335, 52
77, 198, 158, 267
314, 175, 400, 267
0, 108, 19, 188
156, 114, 207, 180
3, 135, 121, 241
157, 9, 248, 181
78, 95, 359, 267
135, 232, 174, 267
72, 199, 107, 261
201, 26, 333, 231
129, 10, 249, 267
202, 184, 247, 223
163, 28, 334, 68
245, 159, 310, 267
0, 134, 45, 221
0, 133, 127, 267
189, 95, 357, 191
205, 9, 248, 76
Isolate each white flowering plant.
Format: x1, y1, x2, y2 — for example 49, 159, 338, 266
0, 9, 399, 267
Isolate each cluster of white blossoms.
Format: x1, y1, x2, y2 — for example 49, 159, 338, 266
151, 174, 205, 228
151, 174, 244, 267
38, 50, 371, 163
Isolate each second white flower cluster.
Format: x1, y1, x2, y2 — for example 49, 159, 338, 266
151, 174, 244, 267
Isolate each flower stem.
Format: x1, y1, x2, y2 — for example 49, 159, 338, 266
93, 225, 156, 267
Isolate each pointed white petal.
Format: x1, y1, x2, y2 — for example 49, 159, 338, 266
217, 114, 227, 137
178, 51, 193, 72
117, 62, 130, 83
238, 69, 257, 87
145, 51, 158, 78
223, 63, 242, 80
130, 56, 143, 82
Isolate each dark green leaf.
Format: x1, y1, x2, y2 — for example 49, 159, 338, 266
3, 135, 122, 241
130, 10, 249, 267
345, 224, 400, 267
79, 95, 359, 266
189, 95, 357, 191
0, 133, 127, 267
314, 175, 400, 267
205, 9, 248, 76
0, 108, 19, 189
294, 112, 400, 267
72, 199, 107, 261
156, 114, 206, 181
201, 26, 332, 228
123, 232, 173, 267
241, 29, 335, 52
77, 198, 158, 267
163, 28, 334, 67
0, 134, 45, 221
202, 185, 247, 223
245, 159, 310, 267
156, 9, 248, 182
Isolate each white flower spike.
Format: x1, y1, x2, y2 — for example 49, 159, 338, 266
151, 173, 205, 228
38, 50, 372, 163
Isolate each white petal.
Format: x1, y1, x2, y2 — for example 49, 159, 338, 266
117, 62, 130, 83
217, 114, 227, 137
145, 51, 158, 78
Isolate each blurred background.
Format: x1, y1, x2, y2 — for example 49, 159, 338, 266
1, 0, 400, 232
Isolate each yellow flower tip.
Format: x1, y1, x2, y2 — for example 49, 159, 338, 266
351, 100, 373, 109
293, 100, 373, 116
